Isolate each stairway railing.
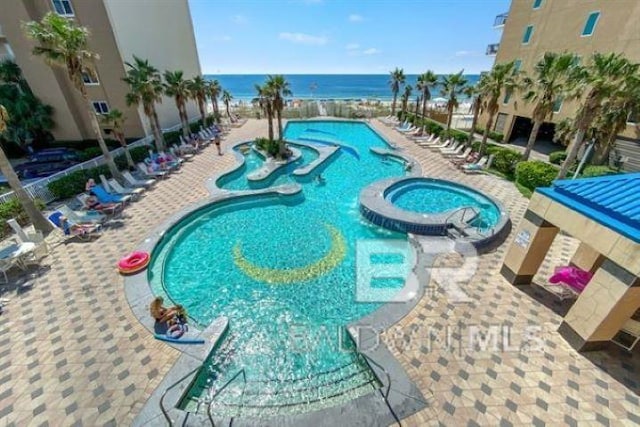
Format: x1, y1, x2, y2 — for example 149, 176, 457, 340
207, 368, 247, 426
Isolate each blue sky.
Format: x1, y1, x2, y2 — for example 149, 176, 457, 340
189, 0, 510, 75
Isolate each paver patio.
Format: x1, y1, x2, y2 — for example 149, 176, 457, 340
0, 118, 636, 426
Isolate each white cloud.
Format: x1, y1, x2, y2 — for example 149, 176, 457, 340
279, 32, 328, 46
363, 48, 381, 55
231, 14, 248, 24
455, 50, 481, 57
345, 43, 360, 50
348, 14, 364, 22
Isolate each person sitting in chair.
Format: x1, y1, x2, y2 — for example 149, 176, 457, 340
149, 296, 179, 324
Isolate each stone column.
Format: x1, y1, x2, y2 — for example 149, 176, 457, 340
500, 209, 559, 285
570, 242, 604, 273
559, 259, 640, 351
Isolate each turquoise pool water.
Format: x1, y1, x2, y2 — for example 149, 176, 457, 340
148, 121, 409, 416
388, 180, 501, 230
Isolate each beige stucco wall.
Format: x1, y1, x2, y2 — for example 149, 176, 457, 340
485, 0, 640, 140
103, 0, 202, 132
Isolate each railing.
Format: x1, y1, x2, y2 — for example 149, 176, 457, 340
494, 13, 508, 28
486, 43, 500, 56
159, 366, 201, 426
207, 368, 247, 426
0, 121, 187, 205
444, 206, 479, 226
358, 352, 400, 426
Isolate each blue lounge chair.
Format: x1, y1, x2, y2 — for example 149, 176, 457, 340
48, 211, 102, 241
91, 185, 131, 205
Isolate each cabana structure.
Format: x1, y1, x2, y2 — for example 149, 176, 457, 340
501, 173, 640, 352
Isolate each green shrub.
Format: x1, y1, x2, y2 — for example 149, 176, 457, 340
549, 151, 567, 165
581, 165, 620, 178
476, 128, 504, 143
163, 130, 182, 147
488, 147, 522, 176
441, 129, 470, 142
0, 198, 46, 239
48, 165, 113, 200
78, 147, 103, 162
515, 161, 558, 190
255, 137, 279, 157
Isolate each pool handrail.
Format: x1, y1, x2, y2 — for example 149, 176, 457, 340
159, 365, 201, 426
207, 368, 247, 426
444, 205, 479, 227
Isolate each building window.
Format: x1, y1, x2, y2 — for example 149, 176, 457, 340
92, 101, 109, 115
513, 59, 522, 71
582, 12, 600, 37
552, 97, 563, 113
522, 25, 534, 44
503, 90, 512, 105
82, 71, 99, 85
51, 0, 74, 16
494, 113, 508, 132
532, 0, 543, 9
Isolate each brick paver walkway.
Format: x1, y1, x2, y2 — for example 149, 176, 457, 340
0, 118, 636, 426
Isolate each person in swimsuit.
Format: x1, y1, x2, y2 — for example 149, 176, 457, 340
149, 297, 179, 324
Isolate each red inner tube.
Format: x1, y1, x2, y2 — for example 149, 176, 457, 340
118, 251, 150, 272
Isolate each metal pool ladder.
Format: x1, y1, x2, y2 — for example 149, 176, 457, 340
358, 351, 401, 426
159, 366, 201, 426
207, 368, 248, 426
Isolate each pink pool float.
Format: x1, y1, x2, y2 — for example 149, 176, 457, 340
549, 266, 593, 293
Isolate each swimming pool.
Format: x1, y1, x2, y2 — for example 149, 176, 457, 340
148, 121, 410, 416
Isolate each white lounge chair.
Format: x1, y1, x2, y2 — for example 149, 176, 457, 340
462, 154, 494, 174
58, 204, 107, 224
137, 163, 168, 179
108, 178, 145, 199
6, 219, 48, 264
123, 171, 155, 189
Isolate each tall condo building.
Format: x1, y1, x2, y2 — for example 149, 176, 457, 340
486, 0, 640, 171
0, 0, 202, 141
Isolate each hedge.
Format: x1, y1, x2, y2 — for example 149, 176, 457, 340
47, 145, 152, 200
441, 129, 470, 143
549, 151, 567, 165
476, 128, 504, 143
486, 146, 522, 176
581, 165, 619, 178
0, 198, 46, 239
515, 161, 558, 191
78, 147, 103, 162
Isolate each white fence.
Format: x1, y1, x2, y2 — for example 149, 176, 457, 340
0, 121, 185, 205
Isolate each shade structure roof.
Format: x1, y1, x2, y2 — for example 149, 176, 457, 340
537, 172, 640, 243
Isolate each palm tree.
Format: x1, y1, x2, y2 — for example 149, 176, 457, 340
221, 90, 233, 122
414, 93, 421, 119
417, 71, 438, 118
441, 70, 468, 131
100, 109, 134, 169
477, 62, 519, 155
0, 59, 32, 95
558, 53, 638, 178
123, 56, 165, 152
0, 105, 52, 233
163, 70, 191, 137
463, 84, 482, 143
520, 52, 577, 160
400, 85, 412, 117
389, 68, 405, 116
266, 75, 292, 141
592, 74, 640, 164
188, 76, 207, 125
254, 84, 274, 140
207, 79, 222, 123
23, 12, 122, 180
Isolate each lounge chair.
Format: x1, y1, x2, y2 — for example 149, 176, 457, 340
441, 144, 466, 157
99, 174, 140, 201
6, 219, 48, 263
58, 204, 107, 224
461, 154, 494, 174
427, 138, 453, 151
107, 178, 145, 200
48, 211, 102, 242
137, 163, 169, 179
92, 184, 131, 205
417, 136, 440, 147
449, 147, 473, 161
170, 146, 194, 161
394, 121, 410, 131
76, 194, 123, 217
123, 171, 155, 189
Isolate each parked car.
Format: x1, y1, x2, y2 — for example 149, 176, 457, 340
14, 148, 81, 179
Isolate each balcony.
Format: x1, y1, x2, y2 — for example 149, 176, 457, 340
486, 43, 500, 56
494, 12, 508, 28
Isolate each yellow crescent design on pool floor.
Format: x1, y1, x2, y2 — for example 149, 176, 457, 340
233, 224, 346, 284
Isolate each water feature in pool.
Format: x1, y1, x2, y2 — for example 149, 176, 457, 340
148, 121, 410, 416
387, 180, 501, 230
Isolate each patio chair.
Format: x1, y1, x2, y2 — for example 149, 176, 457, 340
107, 178, 145, 200
6, 219, 49, 263
48, 211, 102, 242
137, 163, 169, 179
58, 204, 107, 224
449, 147, 473, 161
427, 138, 453, 151
92, 184, 131, 205
0, 248, 20, 283
76, 194, 123, 217
170, 146, 194, 162
462, 154, 494, 174
123, 171, 155, 189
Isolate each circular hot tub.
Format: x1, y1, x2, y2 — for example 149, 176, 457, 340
359, 177, 510, 248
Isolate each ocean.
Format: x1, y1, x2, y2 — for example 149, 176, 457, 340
204, 74, 480, 102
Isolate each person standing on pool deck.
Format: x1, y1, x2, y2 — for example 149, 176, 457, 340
215, 134, 222, 155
